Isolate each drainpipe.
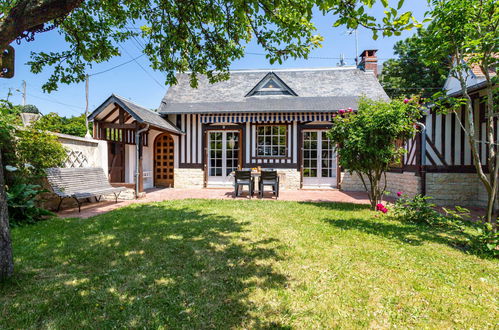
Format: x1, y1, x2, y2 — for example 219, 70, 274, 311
415, 122, 426, 196
135, 124, 149, 198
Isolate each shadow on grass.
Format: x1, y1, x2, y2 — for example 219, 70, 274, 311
320, 210, 480, 256
1, 204, 288, 328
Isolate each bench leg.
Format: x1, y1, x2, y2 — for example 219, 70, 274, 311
113, 192, 121, 203
73, 197, 81, 213
56, 197, 64, 212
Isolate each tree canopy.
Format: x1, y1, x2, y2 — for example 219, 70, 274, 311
33, 112, 90, 137
380, 27, 448, 98
1, 0, 422, 92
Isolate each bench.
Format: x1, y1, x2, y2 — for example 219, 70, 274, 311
46, 167, 128, 212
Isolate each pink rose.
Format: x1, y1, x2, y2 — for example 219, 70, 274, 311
397, 191, 402, 197
338, 109, 345, 115
347, 107, 353, 112
381, 207, 388, 214
404, 99, 410, 104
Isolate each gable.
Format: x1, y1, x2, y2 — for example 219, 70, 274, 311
245, 72, 297, 97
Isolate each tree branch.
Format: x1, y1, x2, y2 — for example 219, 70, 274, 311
0, 0, 84, 52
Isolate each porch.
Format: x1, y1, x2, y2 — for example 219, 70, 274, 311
57, 188, 373, 219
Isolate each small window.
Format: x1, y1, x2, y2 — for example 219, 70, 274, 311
256, 125, 287, 157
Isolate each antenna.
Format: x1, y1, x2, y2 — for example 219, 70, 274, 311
348, 29, 359, 65
21, 80, 26, 105
337, 54, 346, 67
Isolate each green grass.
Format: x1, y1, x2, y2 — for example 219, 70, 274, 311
1, 200, 498, 328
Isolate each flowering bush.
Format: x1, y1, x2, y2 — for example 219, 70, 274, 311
328, 98, 421, 210
376, 203, 388, 213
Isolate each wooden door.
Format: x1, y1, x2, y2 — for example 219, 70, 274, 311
154, 133, 174, 187
108, 141, 125, 182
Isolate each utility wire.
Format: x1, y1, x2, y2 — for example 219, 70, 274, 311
89, 54, 146, 76
119, 45, 165, 89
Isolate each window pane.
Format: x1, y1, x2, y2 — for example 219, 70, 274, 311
256, 125, 287, 157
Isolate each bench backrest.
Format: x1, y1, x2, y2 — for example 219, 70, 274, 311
46, 167, 113, 196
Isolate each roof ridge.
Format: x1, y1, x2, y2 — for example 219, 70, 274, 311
113, 94, 159, 114
179, 66, 359, 74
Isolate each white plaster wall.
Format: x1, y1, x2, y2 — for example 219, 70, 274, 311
56, 133, 107, 173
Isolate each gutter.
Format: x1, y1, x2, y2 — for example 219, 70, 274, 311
135, 124, 149, 198
415, 122, 426, 196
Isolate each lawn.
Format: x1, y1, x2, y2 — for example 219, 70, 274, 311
1, 200, 497, 328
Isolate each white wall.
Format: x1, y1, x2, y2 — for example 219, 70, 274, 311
55, 133, 108, 174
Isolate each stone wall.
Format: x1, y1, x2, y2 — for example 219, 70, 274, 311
277, 168, 301, 190
174, 168, 205, 188
341, 171, 422, 198
425, 173, 499, 208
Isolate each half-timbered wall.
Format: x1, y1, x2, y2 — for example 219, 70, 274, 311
179, 114, 203, 167
177, 113, 334, 169
422, 93, 497, 171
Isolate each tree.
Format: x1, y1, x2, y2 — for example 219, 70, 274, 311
328, 98, 421, 210
423, 0, 498, 224
0, 102, 19, 280
0, 0, 420, 280
34, 112, 90, 137
380, 27, 448, 98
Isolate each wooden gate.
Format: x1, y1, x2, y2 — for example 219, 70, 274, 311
154, 133, 174, 187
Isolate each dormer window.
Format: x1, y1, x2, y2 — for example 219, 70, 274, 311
246, 72, 297, 97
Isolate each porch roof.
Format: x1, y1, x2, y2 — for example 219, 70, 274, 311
89, 94, 183, 135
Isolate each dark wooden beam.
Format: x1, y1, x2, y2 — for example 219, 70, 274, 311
100, 105, 119, 122
100, 123, 137, 129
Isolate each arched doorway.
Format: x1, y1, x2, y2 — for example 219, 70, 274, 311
154, 133, 174, 187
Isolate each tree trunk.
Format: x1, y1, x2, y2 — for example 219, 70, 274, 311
0, 0, 84, 51
0, 150, 13, 281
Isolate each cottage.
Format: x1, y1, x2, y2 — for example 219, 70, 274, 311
88, 50, 389, 193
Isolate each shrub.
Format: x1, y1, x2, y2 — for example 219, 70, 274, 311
328, 98, 421, 210
6, 183, 54, 226
472, 222, 498, 257
20, 104, 40, 114
391, 194, 443, 226
1, 101, 66, 225
392, 193, 498, 258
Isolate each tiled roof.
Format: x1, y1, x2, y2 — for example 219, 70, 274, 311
159, 67, 389, 114
89, 94, 183, 134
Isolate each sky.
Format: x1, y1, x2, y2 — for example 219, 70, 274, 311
1, 1, 431, 117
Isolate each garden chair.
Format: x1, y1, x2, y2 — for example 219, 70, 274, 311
259, 170, 279, 198
234, 170, 254, 197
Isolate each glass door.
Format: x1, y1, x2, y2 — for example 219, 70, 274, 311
207, 131, 240, 187
302, 130, 337, 188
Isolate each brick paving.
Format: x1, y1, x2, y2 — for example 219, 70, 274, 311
57, 188, 374, 219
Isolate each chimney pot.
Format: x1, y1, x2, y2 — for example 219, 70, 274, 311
358, 49, 379, 77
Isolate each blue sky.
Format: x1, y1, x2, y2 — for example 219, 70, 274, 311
1, 1, 431, 117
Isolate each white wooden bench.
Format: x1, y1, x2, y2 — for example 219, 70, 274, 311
46, 167, 128, 212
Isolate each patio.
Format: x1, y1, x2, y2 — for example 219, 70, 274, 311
57, 188, 374, 219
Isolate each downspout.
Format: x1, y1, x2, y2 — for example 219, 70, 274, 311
415, 122, 426, 196
135, 124, 149, 198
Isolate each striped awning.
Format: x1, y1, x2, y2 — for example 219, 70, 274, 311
200, 112, 335, 124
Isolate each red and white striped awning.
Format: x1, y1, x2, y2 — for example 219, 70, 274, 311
200, 112, 335, 124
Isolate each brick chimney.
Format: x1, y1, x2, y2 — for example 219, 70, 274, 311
358, 49, 378, 77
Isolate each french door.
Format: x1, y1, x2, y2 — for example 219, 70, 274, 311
207, 131, 240, 187
302, 130, 337, 188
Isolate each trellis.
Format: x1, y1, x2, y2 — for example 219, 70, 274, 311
64, 150, 89, 168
